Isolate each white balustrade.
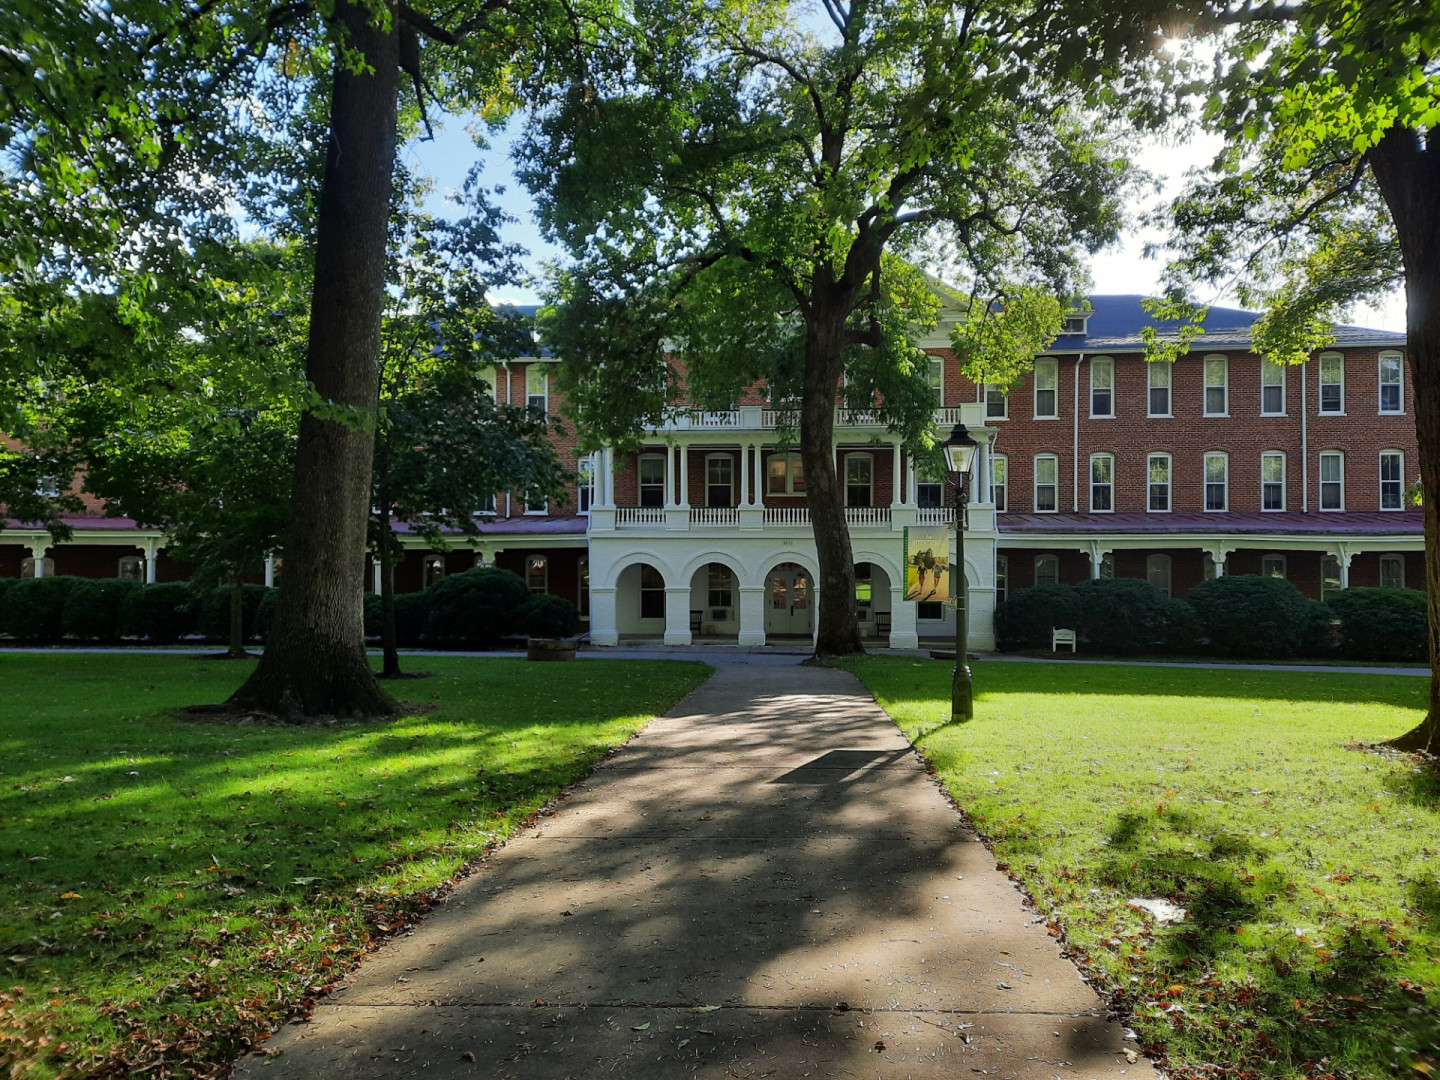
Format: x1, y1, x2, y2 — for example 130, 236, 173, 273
915, 506, 955, 525
763, 506, 810, 525
844, 506, 892, 526
690, 507, 740, 526
615, 506, 667, 527
689, 410, 740, 428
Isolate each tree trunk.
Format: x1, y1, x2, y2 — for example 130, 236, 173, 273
378, 514, 402, 679
228, 0, 398, 718
1371, 126, 1440, 754
803, 303, 865, 658
227, 570, 245, 659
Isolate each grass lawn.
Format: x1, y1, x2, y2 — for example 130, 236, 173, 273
0, 653, 709, 1079
836, 657, 1438, 1080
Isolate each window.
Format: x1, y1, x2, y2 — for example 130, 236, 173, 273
1146, 554, 1172, 596
526, 365, 548, 415
1380, 553, 1406, 589
479, 364, 499, 401
1099, 553, 1115, 579
995, 555, 1008, 604
1204, 452, 1228, 511
1148, 362, 1172, 416
1319, 451, 1344, 511
926, 356, 944, 405
1319, 353, 1344, 413
1321, 555, 1343, 599
423, 554, 446, 588
844, 453, 873, 507
1034, 454, 1058, 512
1261, 358, 1286, 415
1033, 358, 1058, 418
639, 453, 667, 507
1034, 554, 1059, 587
1147, 453, 1171, 512
706, 454, 734, 507
1379, 352, 1404, 413
639, 564, 664, 619
20, 557, 54, 579
917, 480, 943, 508
118, 556, 145, 582
1261, 451, 1285, 511
991, 454, 1008, 512
854, 562, 872, 608
1203, 355, 1228, 415
918, 601, 944, 620
1380, 450, 1405, 510
1090, 357, 1114, 417
476, 493, 497, 515
1089, 453, 1114, 512
766, 452, 805, 495
1261, 553, 1287, 579
707, 563, 734, 608
35, 476, 61, 498
1060, 313, 1088, 334
578, 556, 590, 617
524, 491, 548, 514
526, 554, 548, 594
578, 461, 595, 514
985, 385, 1008, 419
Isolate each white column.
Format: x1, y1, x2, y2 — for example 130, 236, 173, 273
908, 453, 919, 505
663, 587, 693, 646
755, 445, 766, 505
664, 444, 677, 508
738, 585, 766, 646
888, 586, 919, 649
1336, 545, 1354, 590
891, 442, 903, 506
372, 560, 383, 593
142, 539, 160, 583
264, 555, 276, 587
678, 444, 690, 508
27, 541, 48, 578
589, 587, 619, 646
740, 444, 751, 506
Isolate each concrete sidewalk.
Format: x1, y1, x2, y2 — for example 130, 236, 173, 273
238, 665, 1155, 1079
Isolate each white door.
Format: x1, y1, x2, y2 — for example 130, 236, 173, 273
765, 565, 812, 635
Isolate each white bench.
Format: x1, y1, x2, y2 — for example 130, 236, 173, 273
1051, 627, 1077, 653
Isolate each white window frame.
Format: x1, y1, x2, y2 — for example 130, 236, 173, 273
1034, 453, 1058, 513
991, 454, 1008, 513
1319, 450, 1345, 511
1033, 358, 1059, 419
1379, 450, 1405, 511
1261, 357, 1286, 416
526, 364, 549, 415
1379, 553, 1406, 589
1148, 362, 1173, 417
705, 453, 735, 508
1378, 352, 1404, 414
1089, 453, 1114, 513
984, 385, 1008, 420
1203, 452, 1228, 512
479, 364, 499, 402
707, 562, 734, 609
1260, 553, 1287, 580
1261, 451, 1286, 512
1090, 357, 1114, 418
1034, 553, 1060, 587
526, 554, 548, 594
577, 461, 595, 515
844, 452, 873, 508
926, 356, 944, 405
1147, 453, 1171, 513
766, 452, 806, 495
118, 555, 145, 581
638, 453, 667, 507
1203, 354, 1229, 417
1318, 352, 1344, 414
1146, 553, 1172, 596
523, 491, 548, 515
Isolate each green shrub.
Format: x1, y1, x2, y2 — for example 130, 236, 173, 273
423, 567, 529, 648
993, 585, 1082, 651
1071, 578, 1197, 655
1186, 575, 1317, 658
363, 592, 383, 638
362, 591, 430, 646
63, 579, 141, 642
1159, 595, 1205, 653
0, 578, 15, 608
256, 587, 281, 641
197, 584, 271, 643
518, 593, 580, 639
122, 582, 198, 644
0, 576, 83, 643
1327, 587, 1428, 662
1301, 598, 1340, 658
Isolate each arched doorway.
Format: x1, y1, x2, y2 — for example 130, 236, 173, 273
765, 562, 812, 637
854, 561, 893, 641
615, 561, 666, 640
689, 562, 739, 641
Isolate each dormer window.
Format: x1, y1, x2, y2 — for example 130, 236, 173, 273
1060, 313, 1089, 335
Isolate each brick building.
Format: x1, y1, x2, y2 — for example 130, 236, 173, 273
2, 294, 1419, 649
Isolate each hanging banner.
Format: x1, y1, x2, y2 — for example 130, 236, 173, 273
903, 526, 951, 604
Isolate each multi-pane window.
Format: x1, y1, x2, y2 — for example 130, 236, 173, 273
707, 563, 734, 608
1204, 452, 1228, 511
1148, 362, 1172, 416
926, 356, 944, 405
526, 554, 548, 594
1100, 553, 1115, 579
1147, 453, 1171, 512
118, 555, 145, 581
1321, 555, 1343, 599
1380, 553, 1405, 589
995, 555, 1008, 604
1261, 358, 1286, 415
1089, 454, 1114, 512
991, 454, 1008, 512
1146, 554, 1172, 596
766, 452, 805, 495
639, 564, 665, 619
844, 454, 873, 507
577, 461, 595, 514
1090, 358, 1114, 417
706, 454, 734, 507
1261, 451, 1285, 511
917, 480, 943, 508
1379, 352, 1404, 413
1261, 553, 1287, 579
1034, 454, 1058, 512
1203, 355, 1228, 415
1319, 353, 1344, 413
423, 554, 446, 588
1380, 450, 1405, 510
478, 365, 499, 401
985, 385, 1008, 419
524, 490, 548, 514
639, 454, 667, 507
1319, 451, 1345, 510
1034, 359, 1059, 418
1034, 554, 1059, 587
526, 365, 548, 415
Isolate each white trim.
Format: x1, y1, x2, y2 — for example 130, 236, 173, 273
843, 451, 874, 508
984, 384, 1009, 420
1203, 450, 1229, 512
1378, 351, 1405, 414
1319, 450, 1345, 511
1147, 361, 1173, 418
1318, 351, 1345, 415
1089, 356, 1114, 418
1379, 449, 1405, 511
990, 453, 1008, 513
526, 364, 549, 416
1033, 453, 1059, 513
1260, 357, 1286, 416
1088, 452, 1114, 513
1202, 354, 1229, 417
1146, 452, 1171, 513
704, 452, 736, 508
1260, 450, 1286, 512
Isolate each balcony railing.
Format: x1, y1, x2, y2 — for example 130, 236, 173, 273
915, 506, 955, 525
666, 403, 983, 433
845, 506, 891, 527
616, 506, 667, 527
690, 506, 739, 526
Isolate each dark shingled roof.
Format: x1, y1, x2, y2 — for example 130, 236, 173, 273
998, 511, 1422, 538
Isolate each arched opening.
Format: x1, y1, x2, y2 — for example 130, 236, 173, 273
764, 561, 812, 638
615, 562, 666, 640
688, 562, 739, 640
854, 561, 893, 641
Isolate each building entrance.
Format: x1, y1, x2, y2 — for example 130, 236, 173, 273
765, 563, 812, 636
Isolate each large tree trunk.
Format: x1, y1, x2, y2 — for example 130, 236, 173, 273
803, 300, 865, 658
1372, 126, 1440, 754
229, 0, 398, 718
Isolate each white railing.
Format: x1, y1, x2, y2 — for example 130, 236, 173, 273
915, 506, 955, 525
688, 410, 741, 428
690, 507, 739, 526
615, 507, 667, 527
934, 407, 967, 426
837, 408, 882, 426
760, 409, 794, 429
763, 506, 810, 526
844, 506, 891, 526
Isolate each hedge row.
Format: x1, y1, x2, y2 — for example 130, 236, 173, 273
994, 574, 1427, 661
0, 568, 580, 648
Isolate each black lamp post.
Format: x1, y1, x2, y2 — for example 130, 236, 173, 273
940, 422, 979, 722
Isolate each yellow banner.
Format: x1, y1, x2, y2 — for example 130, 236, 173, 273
903, 526, 950, 604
